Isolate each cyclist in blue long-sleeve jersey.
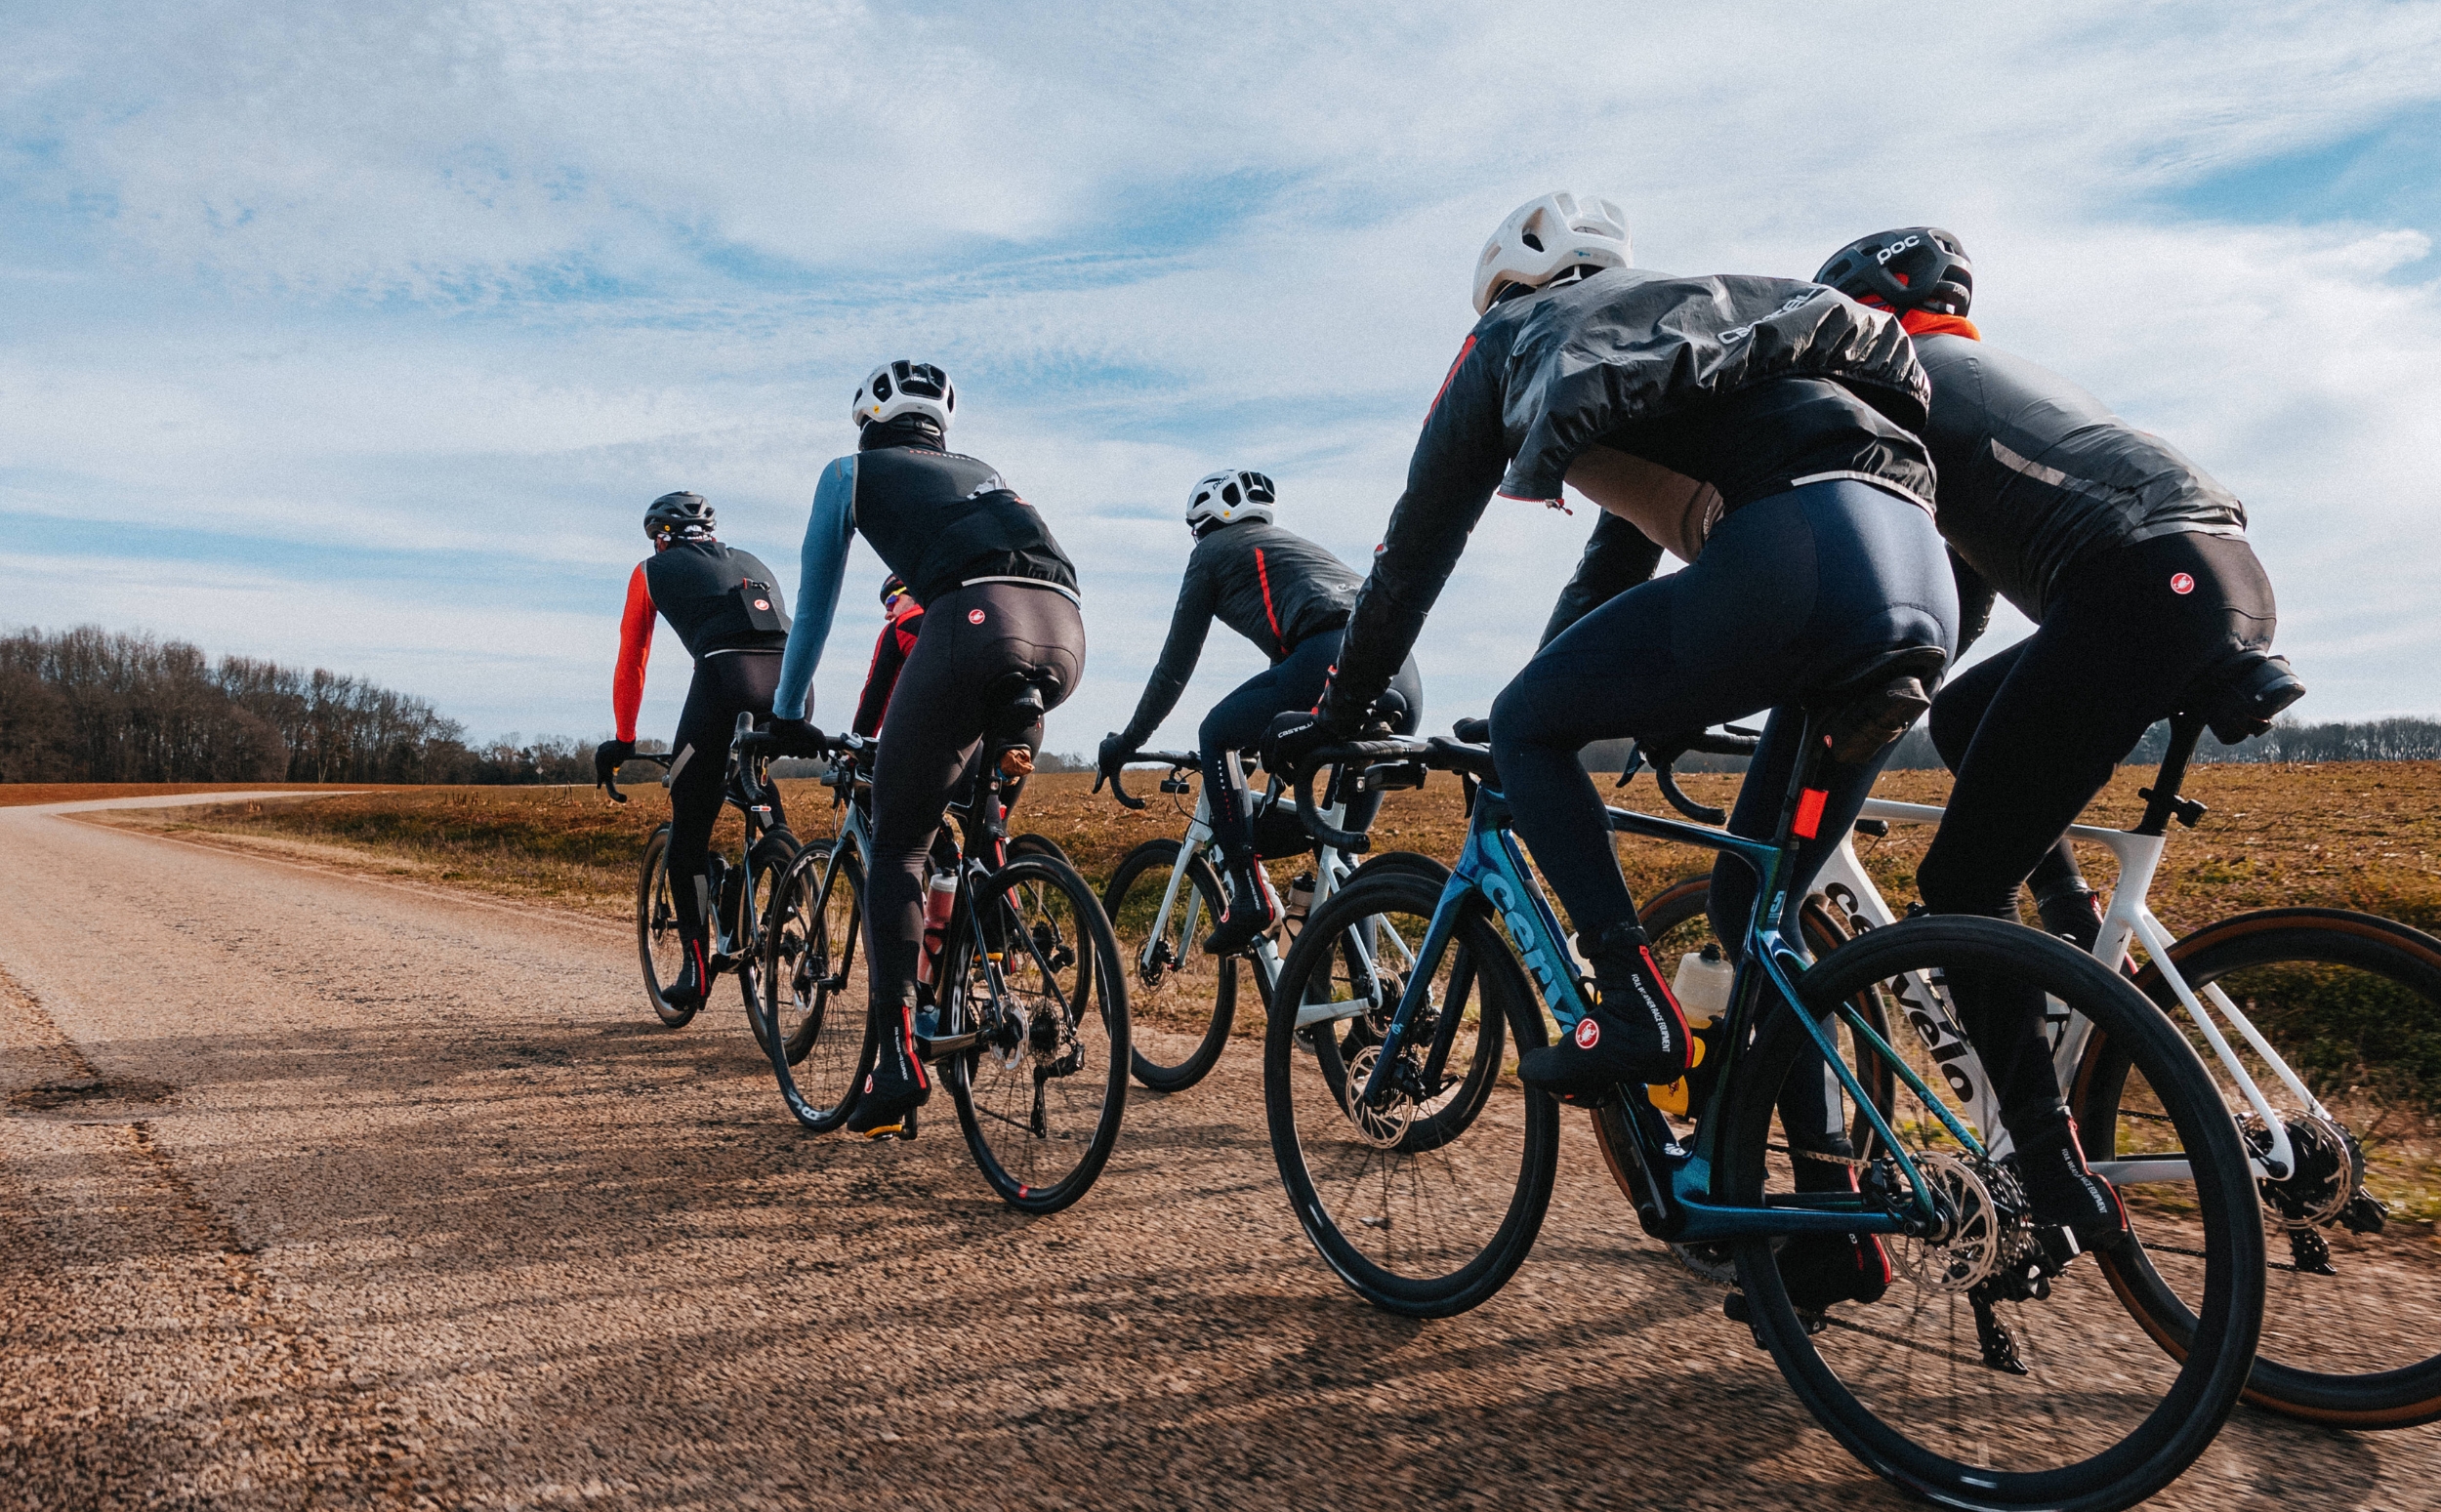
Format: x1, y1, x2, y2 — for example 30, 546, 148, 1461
768, 362, 1087, 1139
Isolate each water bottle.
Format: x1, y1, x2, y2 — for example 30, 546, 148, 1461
1671, 943, 1735, 1025
1649, 945, 1734, 1118
1283, 873, 1315, 940
917, 869, 957, 985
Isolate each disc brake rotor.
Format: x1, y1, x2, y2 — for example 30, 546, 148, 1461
1343, 1044, 1414, 1149
1899, 1152, 2007, 1293
2247, 1112, 2359, 1227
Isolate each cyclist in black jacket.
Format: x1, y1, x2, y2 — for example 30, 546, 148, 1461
1809, 226, 2280, 1218
594, 492, 793, 1015
1098, 470, 1424, 955
767, 362, 1086, 1139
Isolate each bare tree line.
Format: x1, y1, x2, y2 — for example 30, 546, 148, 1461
0, 625, 596, 785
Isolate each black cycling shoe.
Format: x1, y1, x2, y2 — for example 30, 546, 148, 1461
1516, 921, 1691, 1102
663, 934, 712, 1012
1202, 861, 1283, 957
1779, 1231, 1894, 1312
848, 1010, 931, 1139
2035, 884, 2105, 955
2010, 1116, 2130, 1246
1777, 1135, 1892, 1311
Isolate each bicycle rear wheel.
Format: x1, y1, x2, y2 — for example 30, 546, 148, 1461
942, 854, 1129, 1212
1264, 871, 1554, 1318
759, 839, 874, 1132
1721, 916, 2261, 1512
1102, 838, 1238, 1093
636, 826, 697, 1028
2085, 907, 2441, 1427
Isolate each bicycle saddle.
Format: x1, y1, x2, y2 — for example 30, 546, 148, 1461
2178, 649, 2304, 745
980, 672, 1056, 740
1803, 645, 1948, 764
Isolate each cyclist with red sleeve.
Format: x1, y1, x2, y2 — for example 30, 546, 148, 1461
852, 575, 925, 738
593, 491, 793, 1014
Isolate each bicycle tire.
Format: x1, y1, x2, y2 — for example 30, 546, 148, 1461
1721, 916, 2262, 1512
1009, 832, 1075, 868
636, 826, 697, 1028
759, 838, 874, 1133
1350, 849, 1454, 886
943, 853, 1130, 1213
2087, 906, 2441, 1428
737, 828, 799, 1042
1102, 838, 1238, 1093
1264, 870, 1557, 1318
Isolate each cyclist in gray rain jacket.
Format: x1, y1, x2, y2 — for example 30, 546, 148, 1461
1098, 471, 1422, 956
1264, 191, 1961, 1311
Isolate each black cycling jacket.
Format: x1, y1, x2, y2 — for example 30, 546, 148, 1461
1323, 267, 1935, 718
848, 429, 1078, 607
1118, 520, 1361, 748
1914, 332, 2248, 628
641, 539, 791, 658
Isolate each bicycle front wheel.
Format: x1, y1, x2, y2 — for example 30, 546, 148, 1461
1102, 838, 1238, 1093
942, 854, 1129, 1213
759, 839, 874, 1132
1264, 870, 1554, 1318
1721, 916, 2262, 1512
636, 826, 696, 1028
2085, 906, 2441, 1427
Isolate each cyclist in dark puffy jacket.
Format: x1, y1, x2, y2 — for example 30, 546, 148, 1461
1098, 471, 1423, 956
1806, 226, 2280, 1217
767, 361, 1086, 1140
594, 492, 793, 1015
1264, 190, 1960, 1310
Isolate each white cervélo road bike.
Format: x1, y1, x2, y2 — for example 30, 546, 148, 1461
1096, 751, 1448, 1091
1627, 667, 2441, 1428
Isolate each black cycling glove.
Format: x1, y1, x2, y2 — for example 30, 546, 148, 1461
594, 738, 636, 788
1260, 709, 1356, 777
766, 716, 825, 756
1096, 733, 1135, 785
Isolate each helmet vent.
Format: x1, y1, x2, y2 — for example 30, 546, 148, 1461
1520, 231, 1544, 252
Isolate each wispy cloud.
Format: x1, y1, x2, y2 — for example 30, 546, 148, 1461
5, 0, 2439, 746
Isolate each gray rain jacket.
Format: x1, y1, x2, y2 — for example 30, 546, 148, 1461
1322, 268, 1935, 719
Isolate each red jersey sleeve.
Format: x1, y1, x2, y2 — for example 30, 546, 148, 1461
612, 563, 654, 742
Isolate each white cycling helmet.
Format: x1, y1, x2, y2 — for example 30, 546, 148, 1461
1184, 469, 1276, 533
1470, 191, 1633, 315
851, 360, 956, 431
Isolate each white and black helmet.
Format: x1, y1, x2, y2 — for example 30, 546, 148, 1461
1471, 191, 1633, 315
851, 360, 955, 432
1184, 469, 1275, 534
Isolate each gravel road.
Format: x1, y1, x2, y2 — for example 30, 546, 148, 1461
3, 795, 2435, 1510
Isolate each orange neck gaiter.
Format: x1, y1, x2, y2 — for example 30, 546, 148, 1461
1900, 309, 1981, 341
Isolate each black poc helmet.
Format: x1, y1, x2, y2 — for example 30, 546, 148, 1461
1815, 226, 1973, 316
879, 572, 908, 604
643, 490, 716, 540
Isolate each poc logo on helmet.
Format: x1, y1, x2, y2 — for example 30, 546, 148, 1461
1878, 234, 1924, 266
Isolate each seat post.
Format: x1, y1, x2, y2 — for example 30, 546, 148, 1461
2134, 713, 2208, 837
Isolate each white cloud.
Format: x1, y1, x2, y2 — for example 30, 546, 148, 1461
4, 0, 2440, 746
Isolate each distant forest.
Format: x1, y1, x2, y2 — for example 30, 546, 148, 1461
1583, 715, 2441, 777
0, 626, 595, 785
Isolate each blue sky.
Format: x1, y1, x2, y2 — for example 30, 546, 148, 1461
5, 1, 2440, 752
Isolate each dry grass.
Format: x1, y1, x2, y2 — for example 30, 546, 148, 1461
93, 762, 2441, 1116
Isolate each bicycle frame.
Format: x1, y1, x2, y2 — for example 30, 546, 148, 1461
1815, 795, 2314, 1184
1130, 757, 1391, 1003
1336, 717, 1970, 1245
